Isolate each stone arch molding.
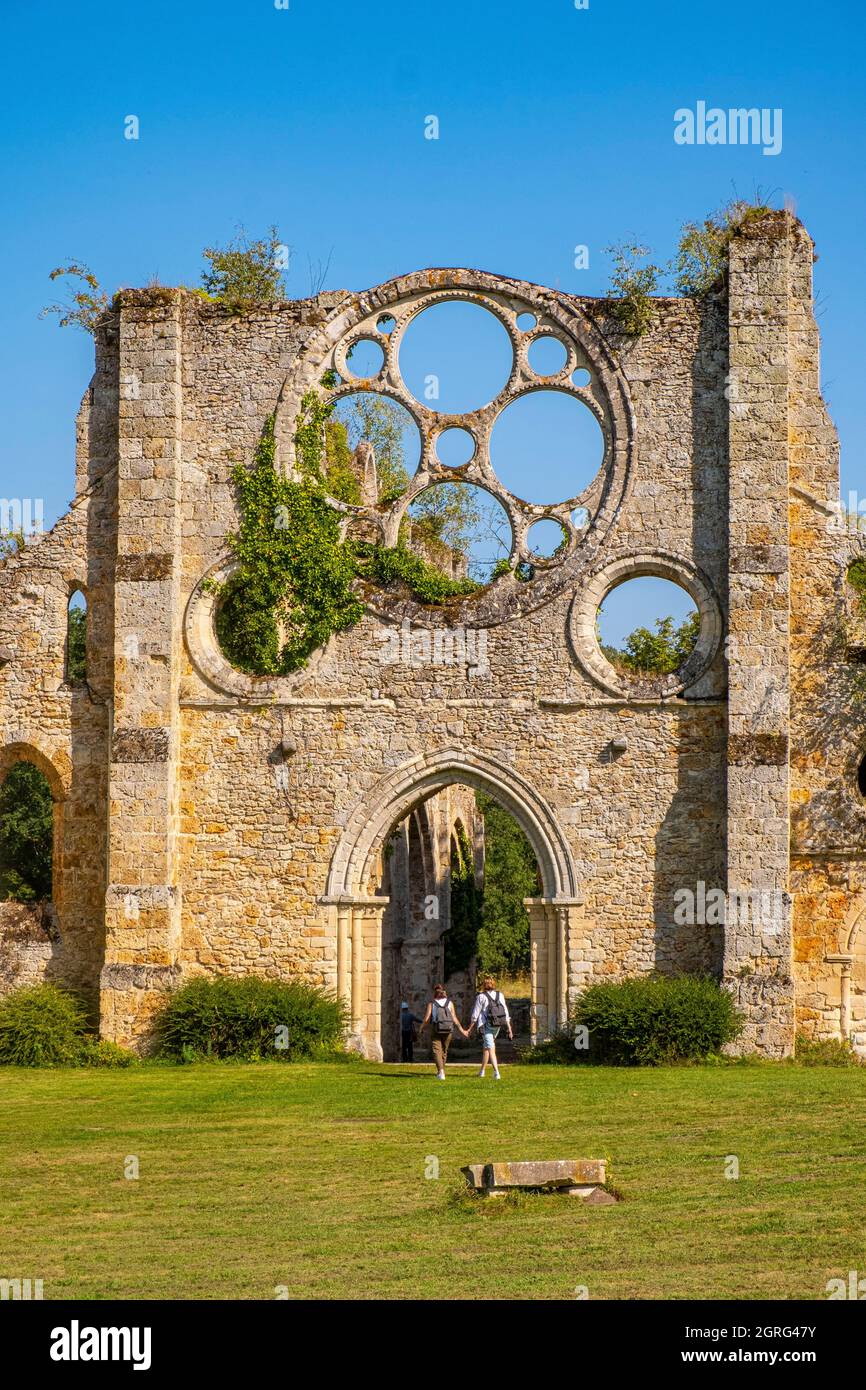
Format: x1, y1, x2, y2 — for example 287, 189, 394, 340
0, 738, 71, 801
324, 747, 578, 902
273, 268, 637, 629
842, 895, 866, 955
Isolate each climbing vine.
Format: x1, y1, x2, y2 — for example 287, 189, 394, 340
213, 385, 481, 676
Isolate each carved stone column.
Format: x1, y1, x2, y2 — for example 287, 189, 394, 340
526, 897, 585, 1039
826, 953, 853, 1041
321, 895, 389, 1060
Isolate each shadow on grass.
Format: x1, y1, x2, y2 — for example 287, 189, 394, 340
376, 1072, 437, 1081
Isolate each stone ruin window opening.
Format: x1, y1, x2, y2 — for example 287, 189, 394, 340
0, 759, 54, 904
405, 481, 512, 584
857, 753, 866, 801
489, 388, 604, 506
274, 277, 623, 626
329, 392, 421, 506
398, 298, 513, 415
66, 588, 87, 685
596, 575, 699, 683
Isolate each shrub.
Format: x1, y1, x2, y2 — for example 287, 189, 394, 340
603, 241, 664, 337
515, 1031, 578, 1065
673, 198, 773, 298
79, 1038, 137, 1068
154, 975, 348, 1061
571, 975, 742, 1065
794, 1036, 864, 1067
0, 984, 89, 1066
0, 985, 138, 1067
200, 226, 288, 312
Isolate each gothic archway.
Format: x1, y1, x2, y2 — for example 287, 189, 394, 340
322, 748, 584, 1058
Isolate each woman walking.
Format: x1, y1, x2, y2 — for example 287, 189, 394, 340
419, 984, 468, 1080
468, 976, 512, 1079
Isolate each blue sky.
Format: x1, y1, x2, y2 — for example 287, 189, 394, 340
1, 0, 862, 643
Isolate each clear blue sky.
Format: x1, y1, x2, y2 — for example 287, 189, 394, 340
1, 0, 862, 642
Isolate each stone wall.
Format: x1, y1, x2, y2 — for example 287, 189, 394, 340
0, 212, 859, 1059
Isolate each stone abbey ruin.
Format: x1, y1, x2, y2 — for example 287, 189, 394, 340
1, 210, 865, 1060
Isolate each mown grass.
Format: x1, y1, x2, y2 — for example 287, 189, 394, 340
1, 1061, 864, 1300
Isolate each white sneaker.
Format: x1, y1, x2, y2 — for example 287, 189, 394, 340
478, 1069, 486, 1078
436, 1071, 445, 1080
493, 1071, 501, 1080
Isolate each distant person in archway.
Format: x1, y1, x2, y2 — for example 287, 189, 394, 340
400, 1002, 420, 1062
419, 985, 468, 1080
468, 976, 512, 1080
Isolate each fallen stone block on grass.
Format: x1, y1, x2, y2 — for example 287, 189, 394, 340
461, 1158, 616, 1201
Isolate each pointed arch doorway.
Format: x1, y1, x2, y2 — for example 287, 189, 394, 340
321, 748, 585, 1059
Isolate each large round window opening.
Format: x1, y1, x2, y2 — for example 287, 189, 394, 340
270, 271, 634, 633
490, 390, 604, 506
399, 300, 514, 415
330, 393, 421, 503
597, 577, 699, 680
858, 753, 866, 801
405, 483, 512, 586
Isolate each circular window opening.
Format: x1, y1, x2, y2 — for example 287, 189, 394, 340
858, 753, 866, 800
527, 518, 567, 560
528, 336, 568, 377
490, 390, 604, 506
331, 393, 421, 502
377, 314, 396, 335
596, 577, 699, 680
436, 427, 475, 468
399, 300, 514, 414
405, 482, 512, 586
571, 505, 590, 529
516, 311, 537, 332
345, 339, 385, 379
572, 368, 591, 389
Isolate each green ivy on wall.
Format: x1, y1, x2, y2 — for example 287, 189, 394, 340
212, 387, 482, 676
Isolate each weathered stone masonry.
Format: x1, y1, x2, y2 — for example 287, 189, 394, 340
1, 212, 863, 1058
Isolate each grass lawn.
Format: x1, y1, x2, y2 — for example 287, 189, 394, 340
1, 1060, 864, 1300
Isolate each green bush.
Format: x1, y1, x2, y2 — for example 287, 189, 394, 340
515, 1032, 578, 1065
0, 984, 137, 1067
794, 1036, 864, 1067
0, 984, 90, 1066
154, 975, 348, 1061
79, 1037, 137, 1068
570, 975, 743, 1065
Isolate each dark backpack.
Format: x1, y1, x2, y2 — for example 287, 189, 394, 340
432, 999, 453, 1036
486, 991, 508, 1028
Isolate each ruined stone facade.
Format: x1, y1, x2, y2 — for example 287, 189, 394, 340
1, 212, 864, 1059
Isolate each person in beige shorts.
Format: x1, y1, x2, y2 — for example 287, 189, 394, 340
419, 984, 469, 1079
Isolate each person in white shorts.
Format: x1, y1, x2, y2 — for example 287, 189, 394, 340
467, 975, 512, 1079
